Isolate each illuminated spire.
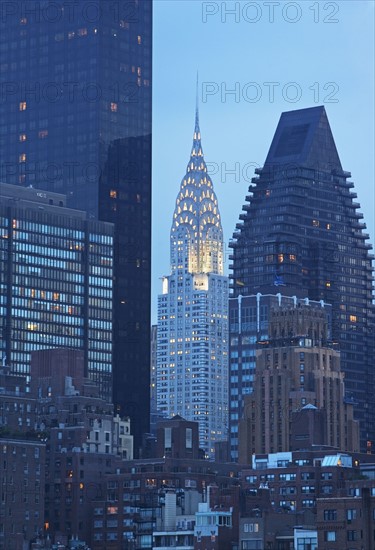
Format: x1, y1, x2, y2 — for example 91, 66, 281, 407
195, 70, 199, 130
171, 87, 224, 275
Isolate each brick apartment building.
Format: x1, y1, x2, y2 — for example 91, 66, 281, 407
0, 438, 45, 550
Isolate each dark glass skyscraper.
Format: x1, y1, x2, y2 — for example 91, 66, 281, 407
230, 106, 374, 452
0, 0, 152, 453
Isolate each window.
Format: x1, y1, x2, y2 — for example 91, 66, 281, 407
243, 523, 259, 533
296, 537, 317, 550
19, 101, 27, 111
245, 475, 257, 484
164, 427, 172, 450
302, 499, 315, 508
346, 509, 357, 520
324, 509, 337, 521
324, 531, 336, 542
347, 530, 359, 541
279, 473, 296, 481
186, 428, 192, 449
241, 542, 262, 550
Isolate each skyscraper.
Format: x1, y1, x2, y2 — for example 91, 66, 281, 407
230, 106, 374, 452
157, 104, 229, 458
0, 0, 152, 452
0, 182, 113, 401
228, 292, 332, 460
238, 305, 359, 461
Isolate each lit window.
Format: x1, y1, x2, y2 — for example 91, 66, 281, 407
109, 190, 117, 199
19, 133, 27, 142
110, 102, 118, 112
312, 219, 320, 227
278, 254, 284, 263
326, 223, 331, 230
19, 153, 26, 162
289, 254, 296, 261
324, 531, 336, 542
20, 18, 27, 24
68, 31, 75, 39
325, 281, 331, 288
19, 101, 27, 111
349, 315, 357, 323
137, 35, 142, 44
38, 130, 48, 139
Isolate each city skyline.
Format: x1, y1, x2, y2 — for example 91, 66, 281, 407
0, 1, 374, 546
152, 0, 374, 322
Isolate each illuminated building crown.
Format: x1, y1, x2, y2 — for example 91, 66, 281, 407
170, 97, 224, 275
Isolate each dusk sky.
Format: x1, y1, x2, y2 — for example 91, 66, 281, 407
152, 0, 374, 322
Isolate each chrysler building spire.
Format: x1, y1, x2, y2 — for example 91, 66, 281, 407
157, 89, 229, 458
170, 97, 224, 275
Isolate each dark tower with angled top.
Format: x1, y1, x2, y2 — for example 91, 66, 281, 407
230, 106, 374, 453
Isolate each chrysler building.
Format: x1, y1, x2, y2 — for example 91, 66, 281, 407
156, 99, 228, 458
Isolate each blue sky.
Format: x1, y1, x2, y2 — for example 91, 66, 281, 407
152, 0, 374, 322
